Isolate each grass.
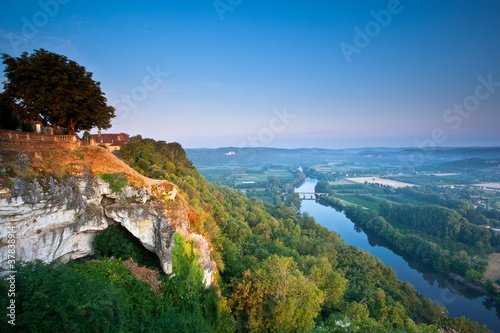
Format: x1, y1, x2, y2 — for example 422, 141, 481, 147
378, 195, 424, 206
0, 144, 164, 189
336, 195, 383, 211
335, 194, 425, 212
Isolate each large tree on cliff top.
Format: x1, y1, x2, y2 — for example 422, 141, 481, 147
1, 49, 115, 134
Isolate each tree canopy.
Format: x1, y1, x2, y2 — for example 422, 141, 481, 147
1, 49, 115, 134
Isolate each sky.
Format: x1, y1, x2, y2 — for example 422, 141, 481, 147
0, 0, 499, 149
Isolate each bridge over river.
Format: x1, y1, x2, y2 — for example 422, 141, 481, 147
297, 192, 329, 200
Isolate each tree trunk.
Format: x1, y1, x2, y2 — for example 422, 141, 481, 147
66, 118, 75, 134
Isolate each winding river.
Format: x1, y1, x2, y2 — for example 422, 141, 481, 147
296, 178, 500, 332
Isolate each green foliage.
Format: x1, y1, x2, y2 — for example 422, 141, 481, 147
1, 261, 123, 332
92, 224, 161, 269
0, 98, 20, 130
337, 194, 382, 211
465, 268, 482, 281
322, 199, 491, 279
443, 316, 492, 333
165, 233, 233, 332
1, 49, 115, 133
0, 248, 231, 332
379, 200, 392, 216
3, 136, 488, 332
229, 255, 325, 333
216, 184, 453, 331
172, 233, 205, 288
119, 136, 193, 180
20, 122, 34, 133
315, 180, 331, 194
97, 171, 128, 193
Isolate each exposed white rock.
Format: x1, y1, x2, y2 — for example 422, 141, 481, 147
0, 175, 215, 285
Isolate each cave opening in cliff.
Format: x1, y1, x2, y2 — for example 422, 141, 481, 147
92, 224, 162, 271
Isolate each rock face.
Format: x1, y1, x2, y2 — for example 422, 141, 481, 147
0, 175, 216, 285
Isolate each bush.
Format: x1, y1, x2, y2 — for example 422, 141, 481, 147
0, 261, 123, 332
98, 172, 128, 192
20, 122, 34, 133
92, 224, 161, 269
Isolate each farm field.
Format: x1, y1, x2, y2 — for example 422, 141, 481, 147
378, 195, 422, 206
346, 176, 416, 188
387, 174, 471, 186
234, 168, 294, 186
336, 194, 384, 211
473, 182, 500, 190
311, 164, 385, 173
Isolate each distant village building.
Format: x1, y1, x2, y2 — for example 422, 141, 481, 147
32, 117, 53, 135
23, 115, 62, 135
91, 131, 130, 152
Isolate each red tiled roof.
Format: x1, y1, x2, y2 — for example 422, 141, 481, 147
91, 133, 130, 146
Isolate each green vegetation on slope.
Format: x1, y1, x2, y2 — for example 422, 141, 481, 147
0, 233, 232, 333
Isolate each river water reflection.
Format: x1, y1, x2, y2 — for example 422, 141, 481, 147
296, 178, 500, 332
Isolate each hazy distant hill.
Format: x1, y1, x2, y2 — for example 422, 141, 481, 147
186, 146, 500, 168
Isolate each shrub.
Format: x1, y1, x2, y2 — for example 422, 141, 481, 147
0, 261, 123, 332
92, 224, 161, 269
98, 171, 128, 192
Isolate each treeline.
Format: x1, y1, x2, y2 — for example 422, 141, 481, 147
396, 186, 488, 225
380, 202, 498, 254
331, 183, 388, 195
119, 135, 194, 179
320, 194, 497, 283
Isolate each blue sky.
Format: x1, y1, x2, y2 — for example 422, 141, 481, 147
1, 0, 499, 148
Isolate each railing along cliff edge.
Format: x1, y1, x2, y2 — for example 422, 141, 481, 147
0, 129, 81, 146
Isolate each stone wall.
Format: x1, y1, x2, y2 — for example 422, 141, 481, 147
0, 130, 82, 148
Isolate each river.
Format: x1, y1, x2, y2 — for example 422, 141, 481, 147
296, 178, 500, 332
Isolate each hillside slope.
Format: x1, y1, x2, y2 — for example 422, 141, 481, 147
0, 144, 216, 284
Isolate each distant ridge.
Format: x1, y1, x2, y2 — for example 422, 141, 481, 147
186, 146, 500, 168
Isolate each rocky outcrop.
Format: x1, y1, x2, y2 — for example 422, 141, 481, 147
0, 175, 216, 285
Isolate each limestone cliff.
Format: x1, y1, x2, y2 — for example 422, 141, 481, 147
0, 147, 216, 285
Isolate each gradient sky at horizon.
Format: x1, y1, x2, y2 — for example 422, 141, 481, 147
1, 0, 499, 149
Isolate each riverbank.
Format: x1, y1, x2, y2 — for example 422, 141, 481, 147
296, 178, 500, 331
319, 195, 497, 300
319, 193, 500, 291
448, 273, 488, 295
